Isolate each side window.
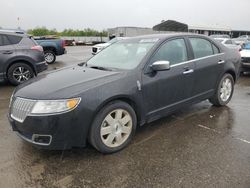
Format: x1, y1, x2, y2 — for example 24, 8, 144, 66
0, 35, 12, 46
190, 38, 213, 58
0, 35, 3, 46
151, 39, 188, 65
7, 35, 22, 44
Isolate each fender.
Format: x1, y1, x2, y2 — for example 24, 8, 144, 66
3, 56, 36, 77
37, 41, 58, 54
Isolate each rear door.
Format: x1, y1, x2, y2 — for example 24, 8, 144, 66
188, 37, 225, 98
0, 34, 16, 76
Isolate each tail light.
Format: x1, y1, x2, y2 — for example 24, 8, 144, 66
62, 40, 66, 48
31, 45, 43, 52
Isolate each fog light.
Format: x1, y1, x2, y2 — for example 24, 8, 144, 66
32, 134, 52, 145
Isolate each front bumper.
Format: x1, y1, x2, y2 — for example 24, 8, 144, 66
241, 58, 250, 72
57, 48, 67, 56
35, 61, 48, 73
8, 109, 88, 150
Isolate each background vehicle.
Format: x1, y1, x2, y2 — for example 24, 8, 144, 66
0, 31, 47, 85
210, 34, 230, 39
238, 35, 250, 40
214, 38, 241, 51
34, 36, 66, 64
240, 43, 250, 72
65, 39, 76, 46
92, 37, 128, 55
9, 34, 241, 153
233, 37, 249, 46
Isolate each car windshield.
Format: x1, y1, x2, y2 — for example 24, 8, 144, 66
87, 39, 158, 70
243, 43, 250, 49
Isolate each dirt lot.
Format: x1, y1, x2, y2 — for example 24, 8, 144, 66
0, 46, 250, 188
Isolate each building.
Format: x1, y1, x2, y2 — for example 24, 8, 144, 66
107, 27, 169, 38
108, 20, 250, 38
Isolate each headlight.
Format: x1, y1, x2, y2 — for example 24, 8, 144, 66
30, 98, 81, 115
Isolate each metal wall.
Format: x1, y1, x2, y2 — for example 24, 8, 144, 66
108, 27, 169, 38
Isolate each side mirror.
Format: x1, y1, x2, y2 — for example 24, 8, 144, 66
151, 61, 170, 71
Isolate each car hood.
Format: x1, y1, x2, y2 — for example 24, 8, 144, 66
14, 66, 123, 99
240, 49, 250, 57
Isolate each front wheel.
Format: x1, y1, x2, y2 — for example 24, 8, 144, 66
209, 74, 234, 106
89, 101, 137, 154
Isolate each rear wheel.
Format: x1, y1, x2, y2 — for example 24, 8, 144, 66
44, 50, 56, 64
209, 74, 234, 106
7, 63, 34, 85
89, 101, 137, 154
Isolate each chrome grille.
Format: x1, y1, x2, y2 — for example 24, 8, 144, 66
10, 97, 36, 123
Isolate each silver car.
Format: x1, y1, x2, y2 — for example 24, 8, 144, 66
215, 38, 241, 51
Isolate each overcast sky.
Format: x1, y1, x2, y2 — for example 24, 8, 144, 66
1, 0, 250, 31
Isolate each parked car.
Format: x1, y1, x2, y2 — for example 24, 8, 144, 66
0, 31, 47, 85
210, 34, 230, 39
238, 35, 250, 40
240, 43, 250, 72
214, 38, 241, 51
233, 38, 249, 46
34, 37, 66, 64
9, 34, 241, 153
65, 39, 76, 46
92, 37, 128, 55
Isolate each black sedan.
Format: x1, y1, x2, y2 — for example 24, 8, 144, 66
8, 34, 241, 153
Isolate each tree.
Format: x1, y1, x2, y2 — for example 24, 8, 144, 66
28, 27, 108, 37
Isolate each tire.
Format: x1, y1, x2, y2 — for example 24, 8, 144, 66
7, 63, 34, 86
89, 101, 137, 154
209, 74, 234, 106
44, 50, 56, 64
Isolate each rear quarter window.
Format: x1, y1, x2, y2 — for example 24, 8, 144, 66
212, 44, 220, 54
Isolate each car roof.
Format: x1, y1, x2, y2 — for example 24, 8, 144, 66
125, 33, 211, 41
0, 30, 27, 37
131, 33, 207, 39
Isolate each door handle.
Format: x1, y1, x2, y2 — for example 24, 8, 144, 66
3, 51, 13, 54
183, 69, 194, 75
218, 60, 225, 64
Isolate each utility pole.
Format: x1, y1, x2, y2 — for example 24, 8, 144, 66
17, 17, 20, 29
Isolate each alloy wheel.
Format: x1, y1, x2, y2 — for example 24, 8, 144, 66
100, 109, 132, 148
13, 66, 31, 83
220, 78, 232, 102
45, 52, 55, 63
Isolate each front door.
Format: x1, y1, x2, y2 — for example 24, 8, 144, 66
142, 38, 195, 121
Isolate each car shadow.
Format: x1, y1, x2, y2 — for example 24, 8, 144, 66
20, 101, 217, 159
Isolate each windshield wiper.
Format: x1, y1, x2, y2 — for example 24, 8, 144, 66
79, 62, 114, 71
89, 66, 112, 71
78, 62, 86, 67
